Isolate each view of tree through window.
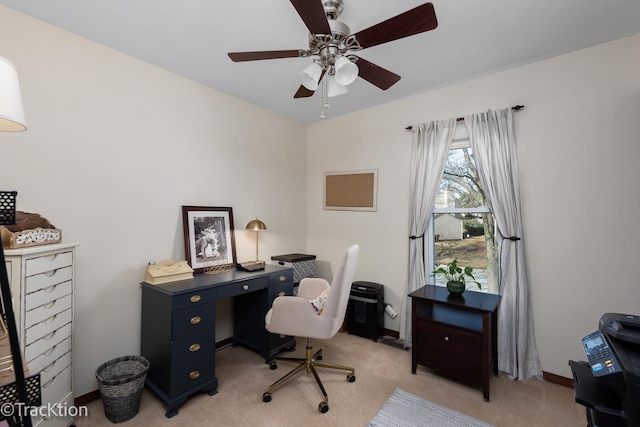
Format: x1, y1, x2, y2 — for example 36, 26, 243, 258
432, 146, 499, 294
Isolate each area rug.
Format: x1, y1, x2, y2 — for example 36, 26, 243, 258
366, 388, 495, 427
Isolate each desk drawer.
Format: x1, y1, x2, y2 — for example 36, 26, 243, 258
173, 288, 216, 311
270, 271, 293, 286
172, 302, 215, 340
25, 251, 73, 277
217, 277, 268, 300
171, 334, 215, 396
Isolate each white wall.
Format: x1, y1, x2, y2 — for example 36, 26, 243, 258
307, 35, 640, 378
0, 7, 307, 396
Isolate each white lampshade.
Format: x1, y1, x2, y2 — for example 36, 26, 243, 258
334, 56, 358, 86
299, 62, 323, 91
0, 57, 26, 132
327, 75, 348, 98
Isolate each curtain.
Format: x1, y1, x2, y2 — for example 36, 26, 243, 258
400, 119, 456, 348
464, 108, 542, 380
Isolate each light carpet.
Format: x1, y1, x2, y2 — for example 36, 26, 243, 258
367, 387, 495, 427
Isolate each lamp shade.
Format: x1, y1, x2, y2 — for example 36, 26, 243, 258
334, 56, 358, 86
0, 57, 26, 132
327, 75, 348, 98
299, 62, 322, 91
246, 218, 266, 231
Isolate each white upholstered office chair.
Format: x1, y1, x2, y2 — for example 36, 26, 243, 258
262, 244, 359, 413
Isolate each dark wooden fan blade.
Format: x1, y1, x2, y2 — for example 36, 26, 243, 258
290, 0, 331, 35
228, 50, 304, 62
353, 3, 438, 50
294, 85, 316, 98
353, 56, 401, 90
293, 68, 326, 98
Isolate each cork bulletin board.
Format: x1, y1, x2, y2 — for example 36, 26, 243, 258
323, 169, 378, 211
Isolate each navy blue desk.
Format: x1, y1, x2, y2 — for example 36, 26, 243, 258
140, 265, 295, 417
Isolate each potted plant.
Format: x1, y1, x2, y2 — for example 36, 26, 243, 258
432, 259, 481, 295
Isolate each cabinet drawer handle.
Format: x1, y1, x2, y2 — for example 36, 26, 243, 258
190, 316, 201, 325
242, 284, 249, 291
278, 291, 285, 297
44, 268, 62, 278
190, 295, 201, 303
189, 343, 201, 352
444, 336, 449, 342
279, 276, 286, 282
42, 284, 58, 292
189, 371, 200, 379
43, 300, 57, 309
42, 360, 56, 372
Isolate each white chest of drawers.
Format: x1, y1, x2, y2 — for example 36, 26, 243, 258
4, 242, 78, 427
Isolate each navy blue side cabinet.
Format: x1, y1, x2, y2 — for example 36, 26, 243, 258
140, 265, 295, 417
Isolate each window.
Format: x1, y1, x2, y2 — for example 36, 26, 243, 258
424, 123, 500, 294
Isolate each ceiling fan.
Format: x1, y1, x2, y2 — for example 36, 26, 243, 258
228, 0, 438, 99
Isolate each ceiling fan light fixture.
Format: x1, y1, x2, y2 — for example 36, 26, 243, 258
327, 75, 348, 97
299, 62, 322, 91
334, 55, 358, 86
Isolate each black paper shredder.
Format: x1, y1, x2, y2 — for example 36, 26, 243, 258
347, 281, 384, 342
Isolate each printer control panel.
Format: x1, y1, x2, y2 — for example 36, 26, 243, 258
582, 330, 622, 377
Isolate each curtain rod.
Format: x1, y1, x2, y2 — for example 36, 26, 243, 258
405, 105, 525, 130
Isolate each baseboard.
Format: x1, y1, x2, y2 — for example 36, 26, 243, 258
542, 371, 574, 388
383, 328, 399, 339
75, 389, 100, 406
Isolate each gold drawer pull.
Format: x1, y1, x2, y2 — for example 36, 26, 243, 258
279, 276, 286, 282
189, 371, 200, 379
190, 316, 201, 325
190, 295, 201, 303
189, 343, 201, 352
278, 291, 285, 297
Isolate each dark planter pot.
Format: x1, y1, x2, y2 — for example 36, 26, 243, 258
446, 280, 466, 295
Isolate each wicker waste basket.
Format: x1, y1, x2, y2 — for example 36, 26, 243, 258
95, 355, 149, 423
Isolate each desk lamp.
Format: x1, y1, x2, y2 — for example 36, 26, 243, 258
246, 218, 266, 265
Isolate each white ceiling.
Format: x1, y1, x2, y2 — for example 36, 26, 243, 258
2, 0, 640, 124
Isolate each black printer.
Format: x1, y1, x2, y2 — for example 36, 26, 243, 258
570, 313, 640, 427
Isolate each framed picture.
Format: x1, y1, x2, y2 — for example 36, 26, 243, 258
182, 206, 237, 274
323, 169, 378, 212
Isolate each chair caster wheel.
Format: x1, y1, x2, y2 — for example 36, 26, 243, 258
269, 362, 277, 370
318, 401, 329, 413
263, 392, 272, 403
316, 354, 323, 361
347, 373, 356, 382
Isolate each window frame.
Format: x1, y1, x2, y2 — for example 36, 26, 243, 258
423, 129, 501, 292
